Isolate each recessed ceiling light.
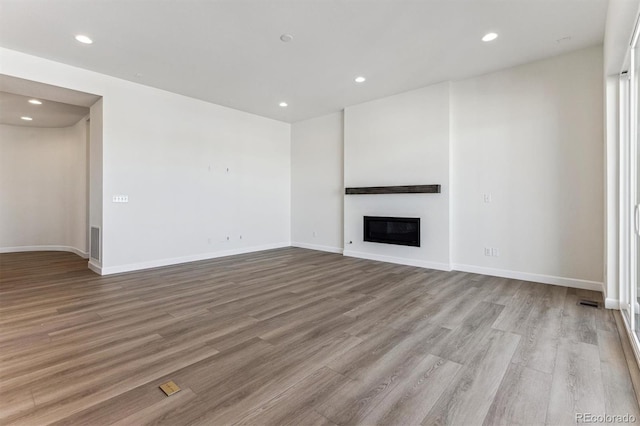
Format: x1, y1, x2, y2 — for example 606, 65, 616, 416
28, 99, 42, 105
280, 34, 293, 43
21, 116, 33, 121
75, 34, 93, 44
279, 102, 288, 107
355, 76, 366, 83
482, 32, 498, 42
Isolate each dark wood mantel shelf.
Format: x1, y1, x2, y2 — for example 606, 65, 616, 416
345, 184, 441, 195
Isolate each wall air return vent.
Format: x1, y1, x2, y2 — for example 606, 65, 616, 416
90, 226, 100, 261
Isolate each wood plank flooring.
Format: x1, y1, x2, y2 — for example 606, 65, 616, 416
0, 248, 638, 425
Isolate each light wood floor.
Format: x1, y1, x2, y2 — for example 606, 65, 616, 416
1, 248, 638, 425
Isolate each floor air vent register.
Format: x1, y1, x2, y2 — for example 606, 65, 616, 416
577, 299, 599, 308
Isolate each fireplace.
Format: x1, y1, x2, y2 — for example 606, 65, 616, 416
363, 216, 420, 247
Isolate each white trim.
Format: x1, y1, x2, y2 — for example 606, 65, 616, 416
620, 74, 631, 319
312, 248, 603, 293
343, 250, 452, 271
87, 260, 102, 275
631, 44, 638, 335
100, 242, 291, 275
605, 76, 620, 310
631, 13, 640, 48
452, 263, 603, 292
621, 311, 640, 368
291, 242, 343, 254
0, 245, 89, 258
606, 297, 621, 310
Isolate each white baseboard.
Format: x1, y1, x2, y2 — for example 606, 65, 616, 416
0, 245, 88, 259
605, 298, 621, 310
451, 263, 603, 293
291, 242, 343, 254
343, 250, 452, 272
88, 260, 102, 275
100, 242, 291, 275
339, 253, 602, 293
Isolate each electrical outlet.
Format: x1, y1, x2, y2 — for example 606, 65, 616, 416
485, 247, 500, 257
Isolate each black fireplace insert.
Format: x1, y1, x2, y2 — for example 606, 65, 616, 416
363, 216, 420, 247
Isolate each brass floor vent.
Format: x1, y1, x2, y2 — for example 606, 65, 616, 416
159, 380, 181, 396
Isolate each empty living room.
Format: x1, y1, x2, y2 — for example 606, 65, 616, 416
2, 0, 640, 424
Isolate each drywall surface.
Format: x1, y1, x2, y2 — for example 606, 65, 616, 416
101, 79, 291, 272
298, 47, 604, 289
451, 46, 604, 286
291, 112, 344, 252
1, 47, 291, 274
0, 121, 87, 255
89, 99, 103, 265
2, 46, 604, 288
343, 82, 451, 269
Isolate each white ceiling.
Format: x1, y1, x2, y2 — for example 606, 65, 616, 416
0, 75, 97, 128
0, 74, 101, 108
0, 0, 608, 123
0, 91, 90, 128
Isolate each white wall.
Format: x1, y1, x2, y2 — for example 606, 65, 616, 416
101, 83, 290, 273
0, 121, 88, 255
343, 82, 451, 270
289, 47, 604, 291
451, 46, 604, 288
68, 118, 88, 252
291, 112, 344, 252
1, 47, 291, 275
2, 46, 605, 288
89, 99, 103, 267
